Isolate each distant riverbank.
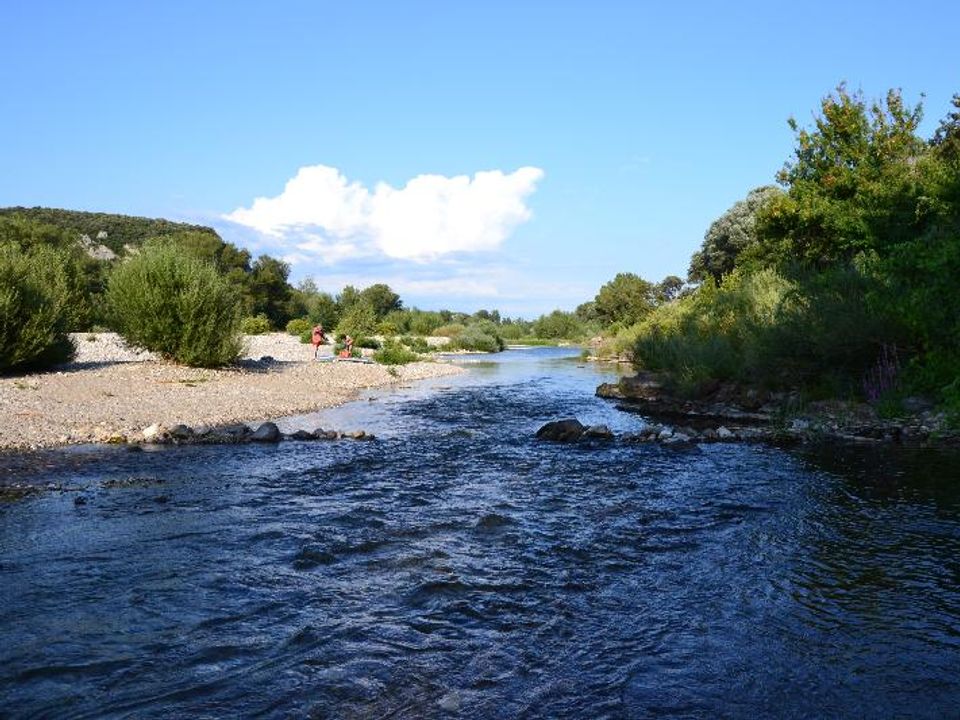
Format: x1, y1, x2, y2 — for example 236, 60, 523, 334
0, 333, 462, 451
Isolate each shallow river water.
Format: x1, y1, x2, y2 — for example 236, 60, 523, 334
1, 348, 959, 718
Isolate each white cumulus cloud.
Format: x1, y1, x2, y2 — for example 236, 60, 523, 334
223, 164, 543, 262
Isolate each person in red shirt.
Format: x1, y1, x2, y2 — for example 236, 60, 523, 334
311, 324, 325, 359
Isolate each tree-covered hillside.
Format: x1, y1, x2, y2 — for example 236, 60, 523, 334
0, 206, 219, 254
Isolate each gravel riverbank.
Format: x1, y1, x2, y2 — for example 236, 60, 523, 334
0, 333, 463, 451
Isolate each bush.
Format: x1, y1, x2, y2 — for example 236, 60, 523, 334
532, 310, 585, 339
432, 323, 465, 338
373, 341, 420, 365
356, 336, 382, 350
335, 302, 377, 338
399, 335, 431, 353
449, 322, 505, 353
632, 266, 896, 397
286, 317, 312, 337
0, 242, 82, 373
240, 314, 272, 335
106, 240, 242, 367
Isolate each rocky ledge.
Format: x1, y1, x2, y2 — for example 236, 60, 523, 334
595, 373, 958, 447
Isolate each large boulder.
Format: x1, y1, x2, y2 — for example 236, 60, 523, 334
536, 419, 586, 442
250, 422, 281, 442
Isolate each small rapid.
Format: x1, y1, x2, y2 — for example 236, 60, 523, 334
2, 348, 959, 718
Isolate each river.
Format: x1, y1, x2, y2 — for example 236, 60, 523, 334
1, 347, 959, 718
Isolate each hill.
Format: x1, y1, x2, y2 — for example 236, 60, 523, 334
0, 206, 220, 254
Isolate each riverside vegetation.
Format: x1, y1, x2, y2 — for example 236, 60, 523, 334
3, 85, 957, 416
0, 210, 588, 373
593, 87, 960, 429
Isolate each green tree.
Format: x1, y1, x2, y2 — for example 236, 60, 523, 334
532, 310, 584, 339
654, 275, 685, 302
359, 283, 402, 318
688, 186, 782, 282
594, 272, 656, 326
248, 255, 294, 328
755, 85, 926, 268
0, 242, 84, 372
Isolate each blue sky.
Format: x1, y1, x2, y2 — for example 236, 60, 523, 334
2, 1, 957, 317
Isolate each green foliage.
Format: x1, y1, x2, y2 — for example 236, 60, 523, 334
286, 317, 313, 337
106, 240, 242, 367
532, 310, 584, 339
247, 255, 295, 328
0, 214, 102, 328
433, 323, 466, 338
336, 302, 378, 337
499, 321, 531, 340
688, 186, 783, 282
635, 86, 959, 413
633, 269, 796, 395
0, 242, 82, 373
399, 335, 431, 353
359, 283, 402, 317
373, 341, 420, 365
291, 279, 339, 328
239, 314, 272, 335
754, 85, 926, 269
0, 206, 220, 255
356, 336, 382, 350
594, 273, 656, 327
448, 320, 505, 352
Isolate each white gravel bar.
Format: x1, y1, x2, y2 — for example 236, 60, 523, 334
0, 333, 463, 450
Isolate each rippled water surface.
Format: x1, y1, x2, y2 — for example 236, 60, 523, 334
2, 348, 960, 718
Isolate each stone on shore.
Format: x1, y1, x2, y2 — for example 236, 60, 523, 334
250, 422, 281, 442
286, 429, 316, 441
142, 423, 170, 443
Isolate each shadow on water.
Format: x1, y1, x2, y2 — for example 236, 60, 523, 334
2, 348, 960, 718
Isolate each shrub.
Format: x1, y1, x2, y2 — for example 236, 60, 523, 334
373, 341, 420, 365
286, 317, 313, 337
433, 323, 465, 338
532, 310, 585, 339
106, 240, 242, 367
335, 302, 377, 338
240, 314, 272, 335
0, 242, 81, 373
399, 335, 431, 353
449, 322, 505, 353
632, 266, 898, 397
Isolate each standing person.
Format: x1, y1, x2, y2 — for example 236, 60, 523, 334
344, 335, 354, 357
311, 324, 325, 360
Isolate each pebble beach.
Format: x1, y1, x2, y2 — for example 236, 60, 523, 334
0, 333, 463, 451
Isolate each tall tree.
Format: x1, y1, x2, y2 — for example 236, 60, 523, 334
688, 187, 782, 282
594, 273, 656, 326
756, 85, 926, 268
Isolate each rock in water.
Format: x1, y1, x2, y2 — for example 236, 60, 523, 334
250, 422, 281, 442
535, 419, 586, 442
583, 424, 614, 440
